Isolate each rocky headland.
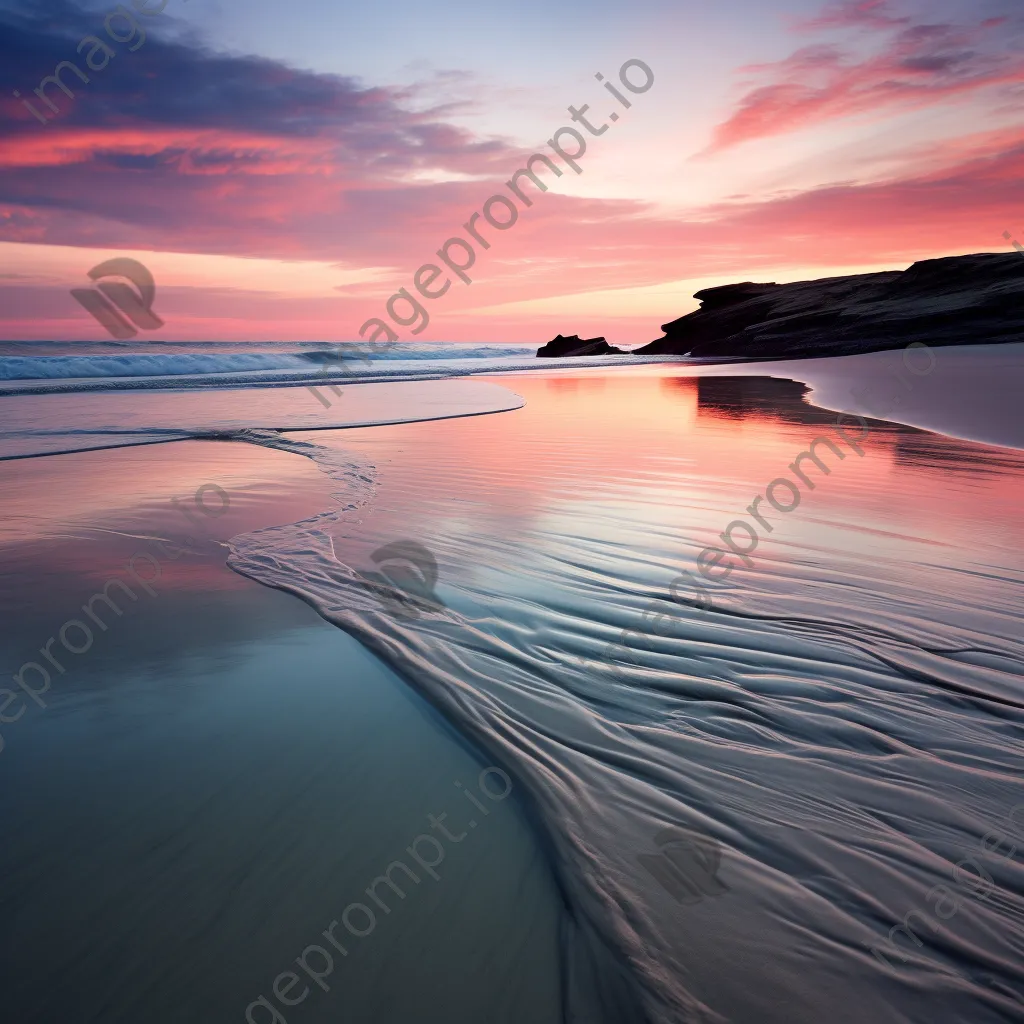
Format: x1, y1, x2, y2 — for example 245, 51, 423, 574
536, 253, 1024, 360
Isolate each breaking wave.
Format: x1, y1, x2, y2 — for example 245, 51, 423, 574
0, 342, 536, 382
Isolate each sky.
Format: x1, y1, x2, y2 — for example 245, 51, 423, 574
2, 0, 1023, 343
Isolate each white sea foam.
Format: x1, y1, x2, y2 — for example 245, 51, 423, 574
0, 342, 535, 382
0, 340, 676, 397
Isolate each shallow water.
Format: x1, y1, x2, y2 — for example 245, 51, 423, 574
0, 439, 563, 1024
0, 377, 525, 459
2, 352, 1024, 1024
226, 362, 1024, 1023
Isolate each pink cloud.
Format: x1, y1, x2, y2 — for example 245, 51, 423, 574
8, 121, 1024, 344
4, 0, 1023, 345
708, 3, 1024, 152
798, 0, 910, 31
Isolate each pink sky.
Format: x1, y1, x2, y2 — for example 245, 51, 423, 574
2, 0, 1023, 343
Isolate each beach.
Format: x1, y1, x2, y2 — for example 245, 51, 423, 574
1, 345, 1022, 1023
6, 0, 1024, 1017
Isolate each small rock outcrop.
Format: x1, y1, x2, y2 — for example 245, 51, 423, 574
537, 334, 625, 357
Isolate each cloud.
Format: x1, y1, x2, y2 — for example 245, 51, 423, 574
707, 1, 1024, 153
2, 0, 1022, 343
798, 0, 910, 31
8, 119, 1023, 343
0, 0, 525, 258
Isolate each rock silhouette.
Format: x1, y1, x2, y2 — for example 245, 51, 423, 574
634, 253, 1024, 359
537, 334, 625, 357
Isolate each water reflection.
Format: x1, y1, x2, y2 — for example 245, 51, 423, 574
2, 364, 1023, 1024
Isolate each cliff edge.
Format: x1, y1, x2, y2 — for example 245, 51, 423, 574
633, 253, 1024, 359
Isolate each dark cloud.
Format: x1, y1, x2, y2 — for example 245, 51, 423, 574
2, 0, 407, 136
0, 0, 531, 258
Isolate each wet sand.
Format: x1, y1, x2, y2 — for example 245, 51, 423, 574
0, 439, 562, 1024
2, 351, 1023, 1023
